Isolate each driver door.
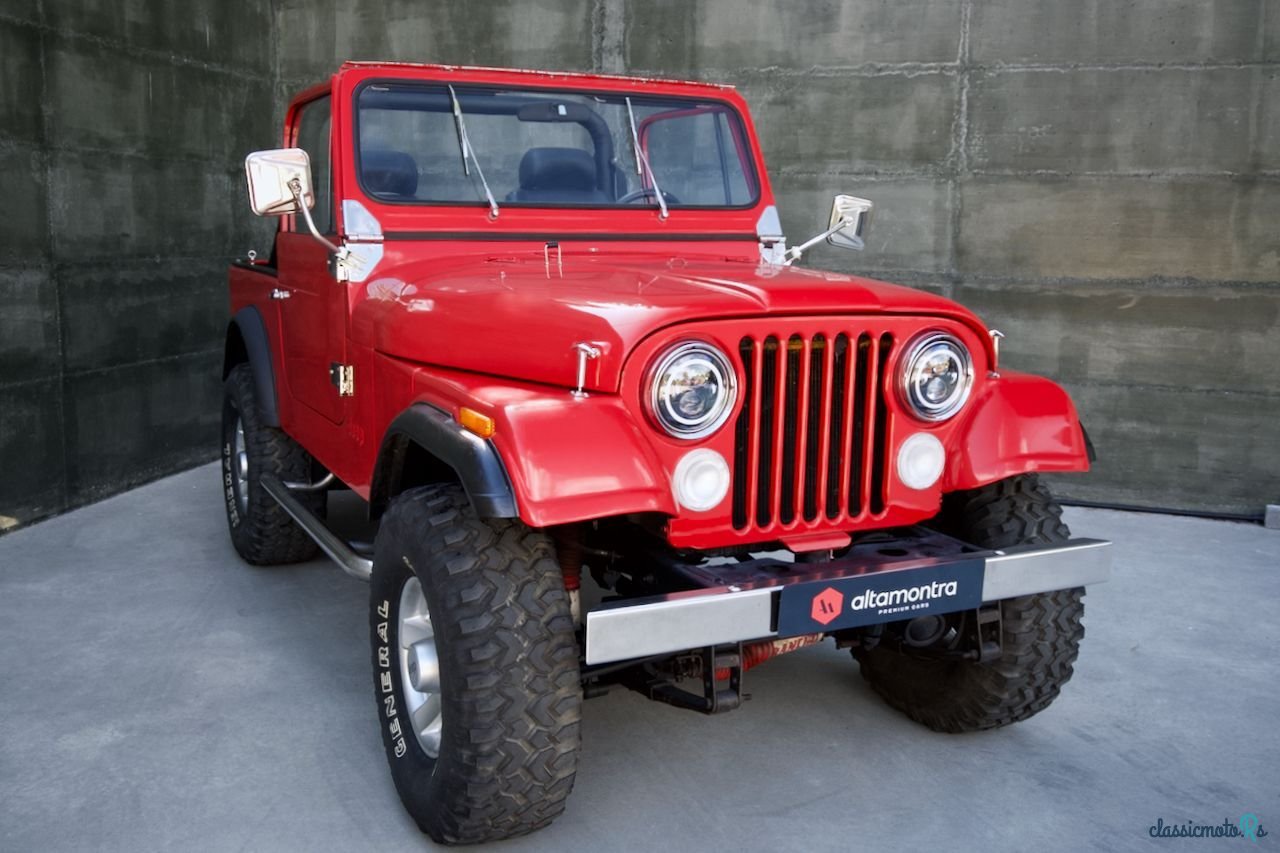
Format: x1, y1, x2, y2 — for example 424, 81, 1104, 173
276, 95, 348, 425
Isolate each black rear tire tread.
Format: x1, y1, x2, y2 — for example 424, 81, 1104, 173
855, 474, 1085, 733
372, 484, 581, 845
221, 364, 321, 565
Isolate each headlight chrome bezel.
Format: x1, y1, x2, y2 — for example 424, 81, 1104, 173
899, 331, 975, 423
645, 340, 738, 440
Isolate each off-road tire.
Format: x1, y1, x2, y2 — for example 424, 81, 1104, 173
220, 364, 322, 565
370, 484, 582, 845
854, 474, 1085, 733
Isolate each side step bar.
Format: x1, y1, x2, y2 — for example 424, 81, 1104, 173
260, 473, 372, 582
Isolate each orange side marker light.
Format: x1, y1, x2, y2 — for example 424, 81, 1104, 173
457, 407, 496, 439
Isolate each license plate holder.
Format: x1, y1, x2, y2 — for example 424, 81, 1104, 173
775, 558, 985, 636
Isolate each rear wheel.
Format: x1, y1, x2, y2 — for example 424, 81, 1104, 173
854, 474, 1086, 732
370, 484, 582, 844
220, 364, 322, 565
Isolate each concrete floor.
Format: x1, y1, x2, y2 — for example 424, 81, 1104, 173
1, 465, 1276, 852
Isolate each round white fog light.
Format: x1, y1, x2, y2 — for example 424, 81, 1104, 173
672, 449, 731, 512
897, 433, 946, 491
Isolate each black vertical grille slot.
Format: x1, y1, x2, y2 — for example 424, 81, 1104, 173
869, 333, 893, 514
825, 334, 850, 519
731, 337, 754, 530
802, 336, 825, 521
778, 335, 802, 525
754, 336, 779, 527
848, 333, 872, 515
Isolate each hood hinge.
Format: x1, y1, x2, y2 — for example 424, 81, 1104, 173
330, 363, 355, 397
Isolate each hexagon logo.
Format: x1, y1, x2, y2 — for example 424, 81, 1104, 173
810, 587, 844, 626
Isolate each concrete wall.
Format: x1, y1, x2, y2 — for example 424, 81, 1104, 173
0, 1, 275, 529
611, 0, 1280, 516
269, 0, 1280, 517
2, 0, 1276, 528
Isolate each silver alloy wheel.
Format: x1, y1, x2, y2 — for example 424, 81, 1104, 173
399, 576, 444, 758
233, 417, 249, 515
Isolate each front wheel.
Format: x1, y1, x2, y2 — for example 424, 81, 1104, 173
854, 474, 1086, 732
370, 484, 582, 845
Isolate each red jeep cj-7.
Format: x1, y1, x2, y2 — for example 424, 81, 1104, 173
224, 61, 1111, 844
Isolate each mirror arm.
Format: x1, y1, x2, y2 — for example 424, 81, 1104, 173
289, 178, 344, 256
783, 216, 854, 265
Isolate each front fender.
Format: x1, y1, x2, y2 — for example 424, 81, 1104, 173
945, 369, 1091, 491
369, 354, 676, 527
491, 394, 676, 528
370, 403, 519, 520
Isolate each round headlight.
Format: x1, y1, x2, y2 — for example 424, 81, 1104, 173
900, 332, 974, 422
647, 341, 737, 439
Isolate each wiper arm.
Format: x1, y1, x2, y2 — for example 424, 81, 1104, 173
625, 96, 668, 220
448, 85, 499, 220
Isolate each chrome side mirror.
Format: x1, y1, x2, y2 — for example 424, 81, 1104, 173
784, 194, 874, 264
244, 148, 343, 261
825, 194, 873, 251
244, 148, 314, 216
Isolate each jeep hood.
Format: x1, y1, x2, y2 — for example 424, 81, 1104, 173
355, 253, 989, 393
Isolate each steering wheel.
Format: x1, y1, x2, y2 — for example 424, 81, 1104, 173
617, 187, 681, 205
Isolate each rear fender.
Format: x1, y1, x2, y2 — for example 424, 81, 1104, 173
224, 306, 280, 427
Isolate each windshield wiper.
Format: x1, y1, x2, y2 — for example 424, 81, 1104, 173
448, 84, 499, 220
625, 96, 668, 220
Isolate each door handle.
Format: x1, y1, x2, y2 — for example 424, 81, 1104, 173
271, 288, 291, 300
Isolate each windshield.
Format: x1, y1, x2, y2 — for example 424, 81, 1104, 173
355, 83, 760, 210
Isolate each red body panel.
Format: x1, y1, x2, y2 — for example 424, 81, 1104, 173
228, 62, 1090, 550
947, 369, 1090, 488
352, 249, 994, 394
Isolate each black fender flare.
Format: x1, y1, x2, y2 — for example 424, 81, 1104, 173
1080, 421, 1097, 463
369, 403, 518, 520
224, 306, 280, 427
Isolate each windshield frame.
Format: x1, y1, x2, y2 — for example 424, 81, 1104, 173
350, 78, 763, 213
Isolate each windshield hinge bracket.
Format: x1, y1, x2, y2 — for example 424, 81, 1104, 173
759, 239, 788, 266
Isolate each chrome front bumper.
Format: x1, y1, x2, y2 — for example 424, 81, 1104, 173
584, 538, 1111, 665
